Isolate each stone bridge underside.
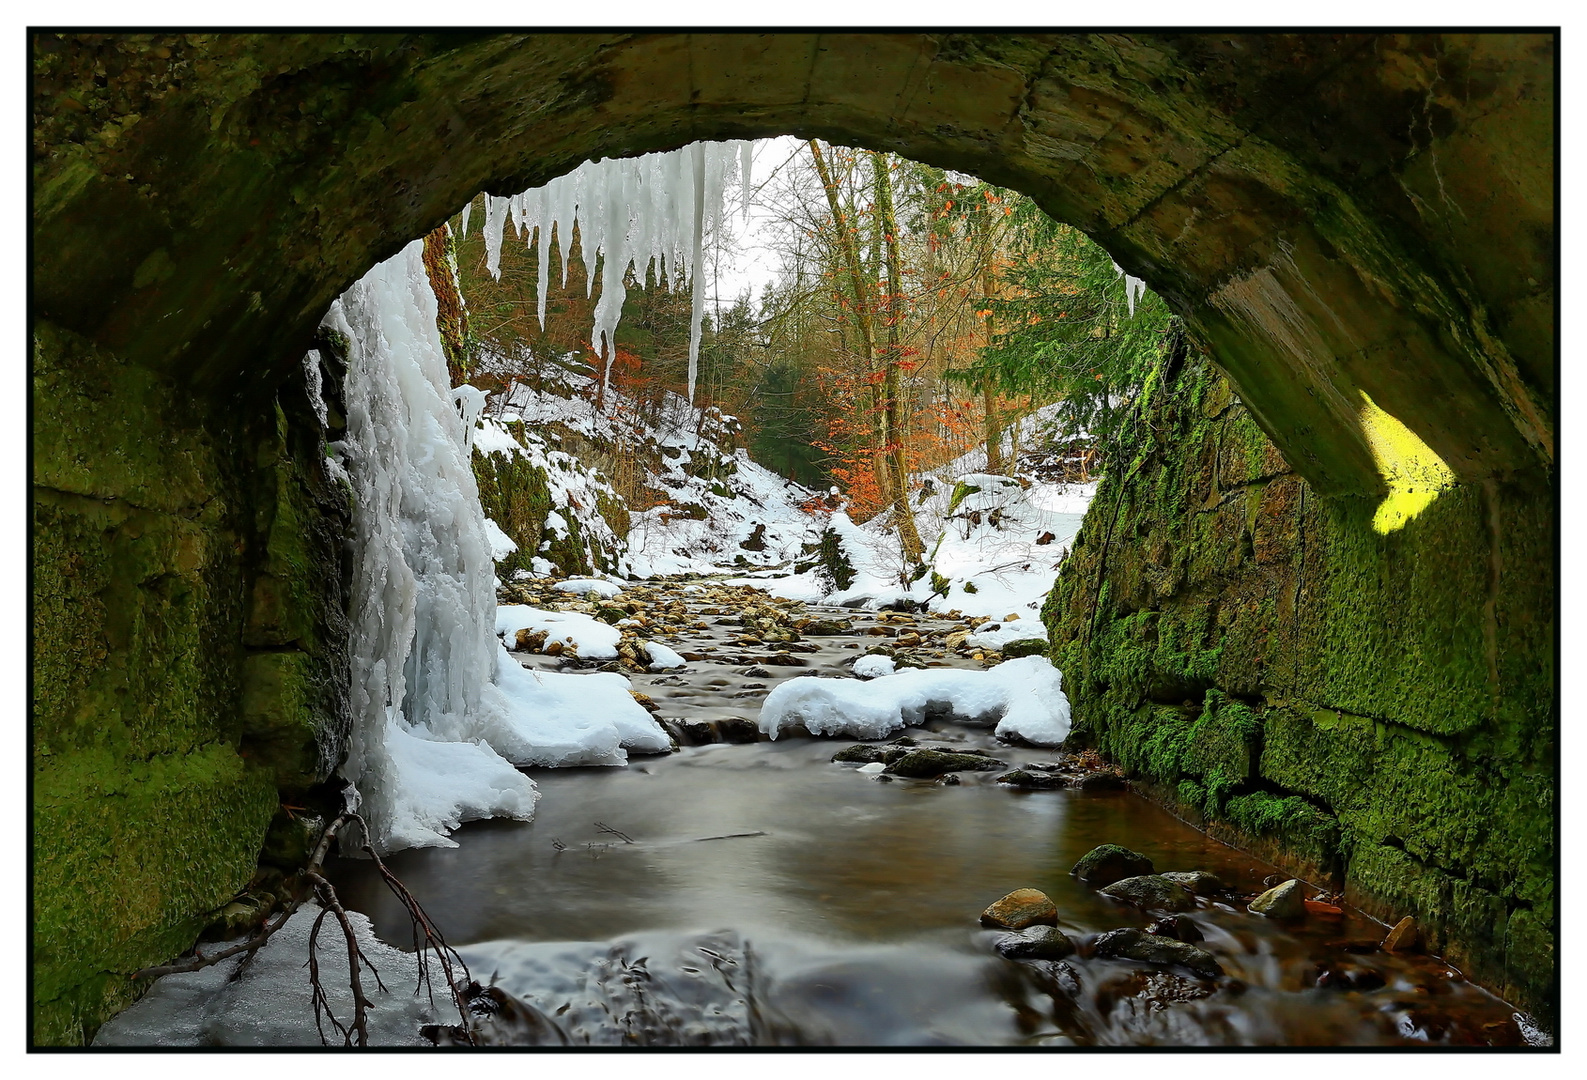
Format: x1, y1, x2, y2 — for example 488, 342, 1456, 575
31, 32, 1554, 1043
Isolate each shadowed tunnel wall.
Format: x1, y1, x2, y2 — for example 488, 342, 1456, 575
31, 32, 1554, 1042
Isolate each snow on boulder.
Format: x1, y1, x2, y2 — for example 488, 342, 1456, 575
496, 605, 620, 659
553, 577, 624, 599
852, 654, 896, 679
645, 641, 688, 671
486, 643, 671, 764
760, 656, 1071, 746
967, 620, 1048, 652
378, 719, 540, 849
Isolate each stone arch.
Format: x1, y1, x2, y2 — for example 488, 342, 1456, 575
34, 32, 1553, 495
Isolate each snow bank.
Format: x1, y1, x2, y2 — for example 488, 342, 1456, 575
488, 645, 671, 763
497, 605, 620, 659
760, 656, 1071, 746
483, 517, 518, 562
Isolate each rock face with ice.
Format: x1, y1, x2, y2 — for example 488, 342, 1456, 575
477, 140, 752, 401
330, 242, 666, 852
759, 655, 1072, 746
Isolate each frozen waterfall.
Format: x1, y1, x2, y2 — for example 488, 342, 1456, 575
328, 240, 668, 853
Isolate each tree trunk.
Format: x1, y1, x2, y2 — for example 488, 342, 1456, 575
873, 152, 925, 563
980, 262, 1005, 474
421, 222, 470, 386
808, 140, 890, 510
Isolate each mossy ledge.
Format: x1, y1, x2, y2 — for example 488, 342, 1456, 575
1045, 354, 1554, 1022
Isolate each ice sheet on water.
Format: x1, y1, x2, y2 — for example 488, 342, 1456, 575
92, 903, 439, 1046
760, 656, 1071, 746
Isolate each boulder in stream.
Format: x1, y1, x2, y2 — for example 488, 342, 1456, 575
1099, 875, 1198, 912
1071, 844, 1154, 886
885, 748, 1005, 778
1091, 928, 1224, 979
1247, 878, 1307, 919
1160, 870, 1224, 895
995, 924, 1076, 960
980, 888, 1059, 930
994, 769, 1068, 790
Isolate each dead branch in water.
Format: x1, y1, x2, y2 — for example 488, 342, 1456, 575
132, 810, 475, 1047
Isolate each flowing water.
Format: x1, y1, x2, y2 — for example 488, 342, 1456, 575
327, 594, 1535, 1048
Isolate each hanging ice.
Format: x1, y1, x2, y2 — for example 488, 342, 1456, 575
1112, 259, 1148, 317
478, 140, 753, 401
329, 241, 667, 853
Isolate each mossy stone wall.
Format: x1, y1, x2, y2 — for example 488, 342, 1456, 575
1046, 354, 1554, 1020
30, 322, 351, 1044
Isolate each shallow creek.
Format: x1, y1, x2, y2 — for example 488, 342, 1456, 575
327, 587, 1532, 1048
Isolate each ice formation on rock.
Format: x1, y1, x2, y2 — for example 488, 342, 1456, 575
479, 140, 752, 401
1112, 259, 1148, 316
328, 241, 665, 852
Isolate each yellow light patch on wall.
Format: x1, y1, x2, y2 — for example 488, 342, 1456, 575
1358, 391, 1456, 533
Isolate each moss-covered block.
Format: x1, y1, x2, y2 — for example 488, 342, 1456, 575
32, 743, 276, 1046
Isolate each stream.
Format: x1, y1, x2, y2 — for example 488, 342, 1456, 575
319, 583, 1535, 1048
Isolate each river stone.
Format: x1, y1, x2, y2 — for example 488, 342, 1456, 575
980, 888, 1059, 930
1161, 871, 1224, 894
1099, 875, 1198, 912
1147, 914, 1205, 942
1382, 915, 1422, 953
995, 924, 1077, 960
832, 744, 888, 764
1248, 878, 1307, 919
1077, 771, 1127, 791
1091, 928, 1225, 979
802, 619, 849, 635
1000, 638, 1048, 659
885, 748, 1005, 778
994, 769, 1068, 790
1071, 845, 1154, 886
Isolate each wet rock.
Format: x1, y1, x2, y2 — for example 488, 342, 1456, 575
995, 924, 1077, 960
1077, 770, 1126, 791
715, 717, 761, 744
1091, 928, 1224, 979
935, 774, 961, 786
1071, 844, 1154, 886
1248, 878, 1307, 919
944, 630, 973, 649
740, 665, 773, 678
1382, 915, 1422, 953
1159, 870, 1223, 894
994, 769, 1068, 790
1262, 873, 1286, 889
980, 888, 1059, 930
832, 744, 889, 765
885, 748, 1005, 778
1304, 899, 1345, 919
1093, 969, 1215, 1014
763, 652, 808, 666
895, 632, 923, 647
514, 627, 549, 652
1000, 638, 1048, 659
1146, 915, 1204, 942
1314, 961, 1387, 991
629, 691, 661, 714
1099, 875, 1198, 912
802, 619, 850, 635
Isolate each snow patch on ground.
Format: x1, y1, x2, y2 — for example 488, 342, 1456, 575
496, 605, 620, 659
760, 656, 1071, 746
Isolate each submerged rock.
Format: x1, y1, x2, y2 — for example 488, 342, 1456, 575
980, 888, 1059, 930
1160, 870, 1223, 895
831, 744, 888, 765
1091, 928, 1224, 979
1071, 844, 1154, 886
885, 748, 1005, 778
1247, 879, 1307, 919
1099, 875, 1198, 912
1146, 915, 1205, 942
994, 769, 1068, 790
995, 924, 1076, 960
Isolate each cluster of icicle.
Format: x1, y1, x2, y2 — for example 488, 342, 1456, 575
463, 140, 753, 402
326, 241, 668, 852
1111, 259, 1149, 317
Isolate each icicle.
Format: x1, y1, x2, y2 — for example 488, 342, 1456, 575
688, 142, 708, 402
740, 141, 754, 220
484, 195, 511, 281
460, 199, 472, 238
1112, 258, 1147, 317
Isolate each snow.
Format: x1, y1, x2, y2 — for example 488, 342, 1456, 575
966, 620, 1047, 651
645, 641, 688, 670
489, 646, 671, 764
483, 518, 518, 562
553, 577, 623, 599
496, 605, 620, 659
760, 656, 1071, 747
93, 903, 440, 1047
852, 654, 896, 679
478, 140, 752, 399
